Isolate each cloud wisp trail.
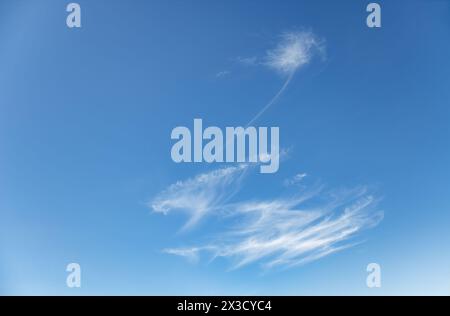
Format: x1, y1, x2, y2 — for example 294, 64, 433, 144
246, 30, 325, 126
246, 71, 294, 126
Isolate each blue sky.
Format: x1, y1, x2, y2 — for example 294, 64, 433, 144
1, 0, 450, 295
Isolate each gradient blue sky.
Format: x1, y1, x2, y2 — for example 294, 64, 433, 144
1, 0, 450, 295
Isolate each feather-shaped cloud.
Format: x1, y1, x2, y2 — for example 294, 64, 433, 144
150, 164, 383, 270
264, 30, 325, 76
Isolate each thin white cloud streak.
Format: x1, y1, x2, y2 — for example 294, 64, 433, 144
216, 70, 231, 78
235, 56, 258, 66
246, 71, 294, 126
283, 172, 308, 186
246, 30, 325, 126
150, 164, 383, 270
151, 164, 250, 230
163, 247, 205, 264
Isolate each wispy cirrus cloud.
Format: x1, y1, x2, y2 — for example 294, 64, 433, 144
264, 30, 325, 76
283, 172, 308, 187
151, 164, 250, 230
230, 30, 325, 125
149, 162, 383, 270
235, 56, 258, 66
246, 30, 325, 126
215, 70, 231, 78
212, 189, 382, 269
